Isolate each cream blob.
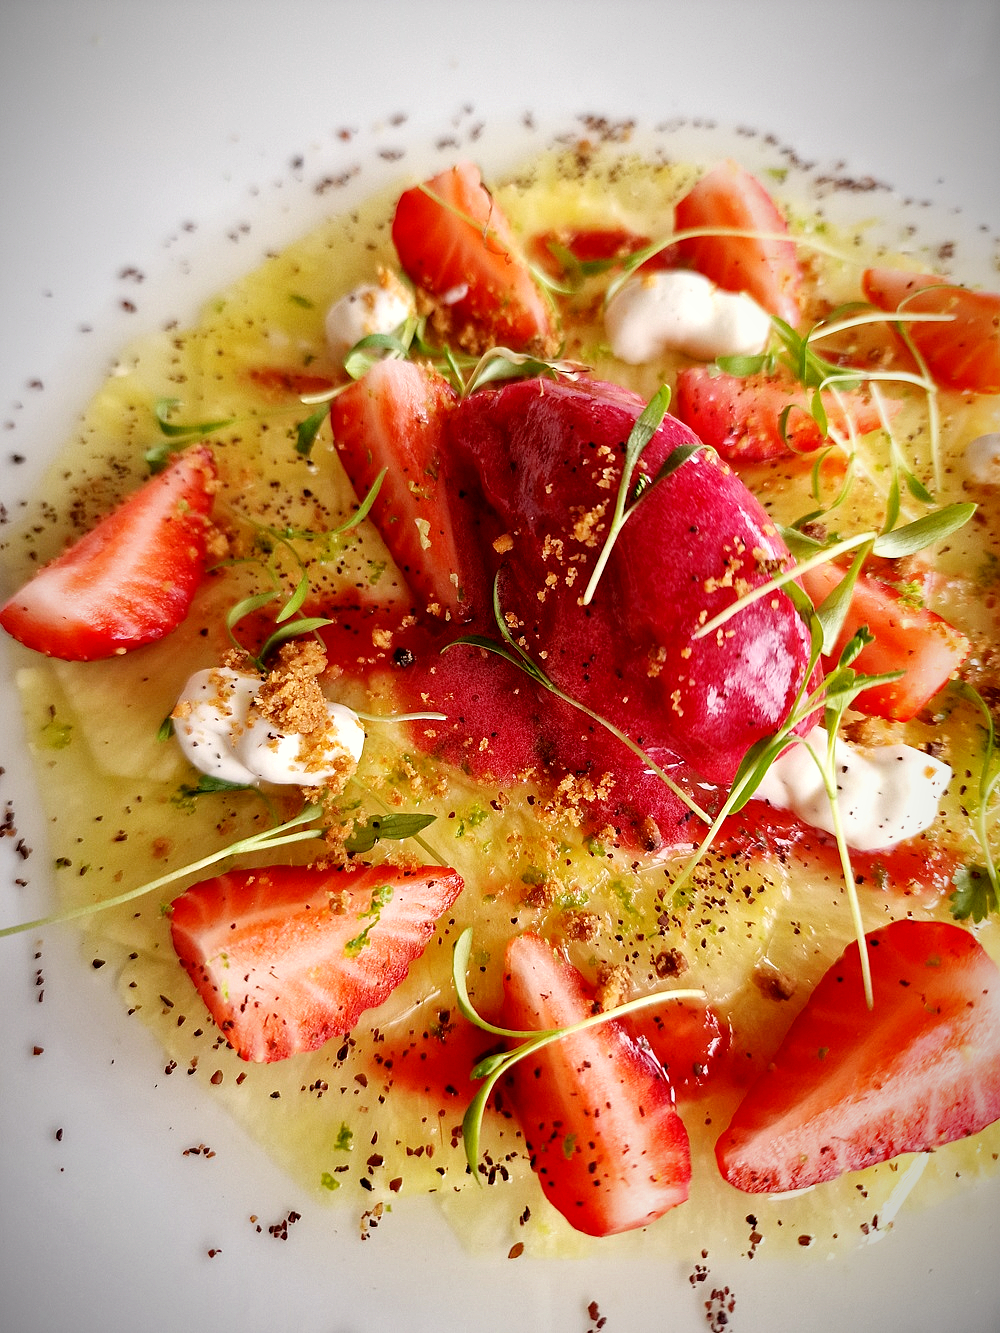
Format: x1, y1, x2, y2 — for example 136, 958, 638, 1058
753, 725, 951, 852
324, 270, 415, 360
605, 269, 772, 364
173, 666, 365, 788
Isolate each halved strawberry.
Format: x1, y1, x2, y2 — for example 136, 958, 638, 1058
500, 932, 691, 1237
715, 919, 1000, 1192
330, 358, 472, 622
169, 861, 464, 1063
862, 267, 1000, 395
391, 161, 556, 355
0, 445, 216, 661
799, 561, 969, 721
674, 367, 892, 462
674, 160, 802, 326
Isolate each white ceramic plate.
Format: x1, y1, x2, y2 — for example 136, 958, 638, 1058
2, 3, 999, 1330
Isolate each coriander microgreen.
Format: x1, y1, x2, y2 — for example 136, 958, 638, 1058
581, 387, 705, 607
445, 576, 712, 823
950, 866, 999, 924
0, 804, 325, 940
451, 927, 705, 1176
948, 681, 1000, 922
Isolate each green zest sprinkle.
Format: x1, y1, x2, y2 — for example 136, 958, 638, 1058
345, 883, 394, 955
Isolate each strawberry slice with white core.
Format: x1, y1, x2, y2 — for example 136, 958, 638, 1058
715, 919, 1000, 1192
0, 445, 216, 660
501, 932, 691, 1236
169, 862, 464, 1062
330, 359, 469, 622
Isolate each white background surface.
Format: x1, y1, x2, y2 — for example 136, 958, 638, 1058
2, 3, 999, 1331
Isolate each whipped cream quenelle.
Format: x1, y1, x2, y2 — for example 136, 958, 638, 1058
754, 725, 952, 852
173, 665, 365, 788
605, 269, 772, 364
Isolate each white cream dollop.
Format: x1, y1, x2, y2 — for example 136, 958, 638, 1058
605, 269, 772, 364
324, 270, 415, 361
753, 725, 951, 852
173, 666, 365, 788
963, 432, 1000, 486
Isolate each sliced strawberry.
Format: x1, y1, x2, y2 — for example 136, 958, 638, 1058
674, 160, 802, 326
391, 161, 556, 355
0, 445, 216, 661
169, 861, 464, 1063
674, 367, 892, 462
799, 561, 969, 720
715, 919, 1000, 1192
330, 358, 473, 622
862, 267, 1000, 395
500, 932, 691, 1236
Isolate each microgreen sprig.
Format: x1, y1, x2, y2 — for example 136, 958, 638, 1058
668, 612, 903, 1008
221, 469, 386, 669
695, 502, 975, 646
451, 927, 705, 1175
445, 575, 712, 824
949, 681, 1000, 922
581, 386, 704, 607
0, 804, 325, 940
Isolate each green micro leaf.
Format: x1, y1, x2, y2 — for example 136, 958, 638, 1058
295, 405, 329, 458
344, 812, 437, 855
0, 804, 325, 939
153, 397, 234, 440
871, 502, 976, 558
950, 865, 999, 923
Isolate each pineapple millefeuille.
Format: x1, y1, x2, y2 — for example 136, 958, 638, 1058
2, 141, 999, 1254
